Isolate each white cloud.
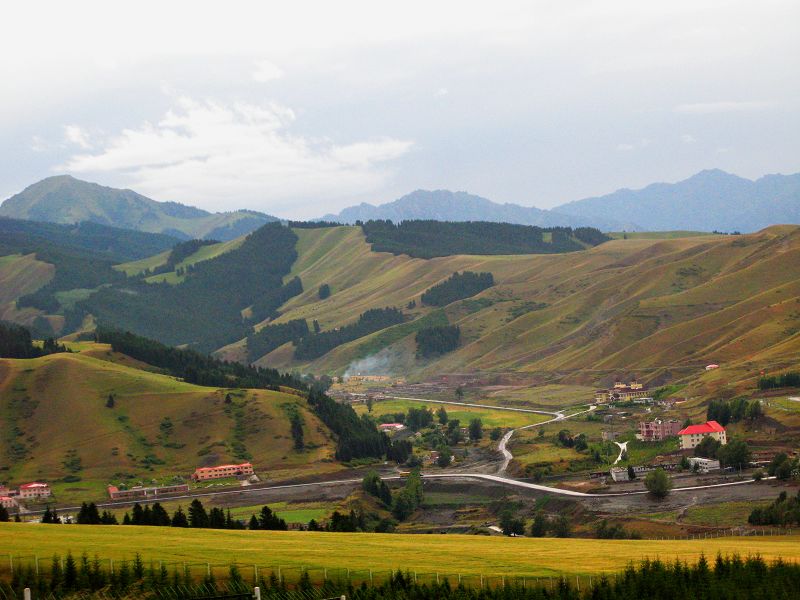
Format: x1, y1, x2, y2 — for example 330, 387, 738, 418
252, 59, 284, 83
60, 97, 413, 215
434, 87, 449, 98
64, 125, 92, 149
681, 133, 696, 144
673, 101, 776, 114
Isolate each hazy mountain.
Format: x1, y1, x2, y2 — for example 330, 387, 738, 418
555, 169, 800, 233
322, 189, 631, 231
0, 175, 279, 240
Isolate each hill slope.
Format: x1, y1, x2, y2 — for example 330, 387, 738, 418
323, 189, 628, 230
0, 344, 338, 500
0, 175, 279, 240
229, 225, 800, 388
555, 169, 800, 233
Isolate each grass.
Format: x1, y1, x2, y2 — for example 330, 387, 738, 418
607, 231, 717, 240
2, 524, 800, 578
0, 344, 340, 502
354, 398, 550, 428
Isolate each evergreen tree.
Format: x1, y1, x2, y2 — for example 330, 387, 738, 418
63, 552, 78, 590
150, 502, 171, 526
0, 505, 9, 522
171, 507, 189, 527
468, 418, 483, 441
437, 406, 448, 425
188, 499, 209, 528
530, 512, 548, 537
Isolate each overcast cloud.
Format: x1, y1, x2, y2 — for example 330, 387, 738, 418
1, 0, 798, 218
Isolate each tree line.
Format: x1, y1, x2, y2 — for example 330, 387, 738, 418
748, 489, 800, 527
421, 271, 494, 307
246, 319, 309, 363
706, 397, 762, 425
758, 370, 800, 390
0, 321, 68, 359
361, 220, 609, 258
7, 553, 800, 600
294, 307, 405, 360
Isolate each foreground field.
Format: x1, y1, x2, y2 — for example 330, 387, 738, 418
2, 524, 798, 578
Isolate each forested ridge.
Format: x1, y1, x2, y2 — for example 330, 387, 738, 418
0, 321, 68, 359
246, 319, 309, 363
361, 220, 609, 258
0, 217, 178, 313
81, 223, 300, 352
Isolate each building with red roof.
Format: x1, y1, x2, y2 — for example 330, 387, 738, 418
18, 482, 51, 499
678, 420, 727, 450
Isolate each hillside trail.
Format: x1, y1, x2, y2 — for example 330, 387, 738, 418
613, 441, 629, 465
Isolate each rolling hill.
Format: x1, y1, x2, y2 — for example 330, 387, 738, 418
0, 343, 339, 501
0, 175, 278, 240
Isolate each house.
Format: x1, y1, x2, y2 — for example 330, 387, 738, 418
191, 462, 254, 481
678, 421, 727, 450
594, 380, 650, 403
601, 430, 618, 441
705, 364, 719, 371
18, 482, 51, 499
378, 423, 405, 431
609, 465, 648, 482
107, 483, 190, 500
638, 419, 682, 442
0, 496, 17, 510
688, 457, 721, 473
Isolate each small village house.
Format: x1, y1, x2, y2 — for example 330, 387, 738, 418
0, 496, 17, 510
191, 462, 254, 481
378, 423, 405, 432
678, 421, 727, 450
17, 482, 51, 499
637, 419, 682, 441
688, 457, 721, 472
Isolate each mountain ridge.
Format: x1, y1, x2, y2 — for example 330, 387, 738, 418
0, 175, 279, 241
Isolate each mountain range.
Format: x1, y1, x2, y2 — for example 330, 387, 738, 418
0, 175, 279, 241
323, 170, 800, 233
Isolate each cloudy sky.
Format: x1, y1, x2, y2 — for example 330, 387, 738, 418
1, 1, 798, 219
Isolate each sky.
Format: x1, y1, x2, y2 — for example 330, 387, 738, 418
1, 1, 798, 219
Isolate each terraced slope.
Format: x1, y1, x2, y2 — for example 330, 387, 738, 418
232, 226, 800, 389
0, 344, 338, 500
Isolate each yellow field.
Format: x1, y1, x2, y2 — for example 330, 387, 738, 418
2, 524, 799, 578
354, 398, 550, 428
0, 344, 340, 500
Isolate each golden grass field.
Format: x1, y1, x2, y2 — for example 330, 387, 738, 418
353, 398, 550, 429
2, 524, 799, 578
0, 344, 340, 500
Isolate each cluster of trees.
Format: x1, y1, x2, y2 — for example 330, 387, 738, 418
758, 371, 800, 390
707, 397, 763, 425
318, 283, 331, 299
695, 438, 752, 469
767, 452, 799, 480
246, 319, 309, 363
248, 276, 304, 325
82, 223, 300, 352
287, 220, 342, 228
362, 470, 424, 522
420, 272, 494, 307
361, 220, 608, 258
415, 325, 461, 358
294, 307, 405, 360
0, 321, 68, 358
7, 553, 800, 600
405, 406, 434, 431
76, 503, 117, 525
141, 239, 218, 278
286, 406, 305, 450
556, 430, 588, 451
748, 490, 800, 526
386, 439, 413, 463
1, 217, 176, 314
594, 519, 642, 539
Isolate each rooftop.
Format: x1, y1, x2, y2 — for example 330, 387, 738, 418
678, 420, 725, 435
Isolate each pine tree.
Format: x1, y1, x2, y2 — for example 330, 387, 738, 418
63, 552, 78, 590
0, 504, 9, 522
171, 507, 189, 527
188, 499, 209, 528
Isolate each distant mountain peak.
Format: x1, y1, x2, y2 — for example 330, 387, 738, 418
0, 175, 279, 241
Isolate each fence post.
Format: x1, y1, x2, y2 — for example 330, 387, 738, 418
9, 555, 12, 574
254, 586, 261, 600
576, 576, 580, 591
23, 588, 31, 600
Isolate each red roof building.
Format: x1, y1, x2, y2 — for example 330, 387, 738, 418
18, 482, 51, 499
678, 420, 727, 450
191, 462, 254, 481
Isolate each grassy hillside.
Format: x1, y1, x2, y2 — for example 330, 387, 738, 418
3, 524, 800, 578
0, 344, 338, 501
232, 226, 800, 394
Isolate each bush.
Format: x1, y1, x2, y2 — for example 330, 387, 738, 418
644, 468, 672, 499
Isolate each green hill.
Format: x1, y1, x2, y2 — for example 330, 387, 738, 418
0, 175, 278, 241
0, 343, 339, 502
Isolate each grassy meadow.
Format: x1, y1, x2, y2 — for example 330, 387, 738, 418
2, 524, 799, 579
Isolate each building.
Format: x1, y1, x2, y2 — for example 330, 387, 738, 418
378, 423, 405, 431
0, 496, 17, 510
107, 483, 190, 500
191, 462, 254, 481
18, 482, 51, 499
678, 421, 727, 450
688, 457, 721, 473
594, 380, 650, 403
705, 364, 719, 371
609, 465, 648, 482
638, 419, 682, 442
